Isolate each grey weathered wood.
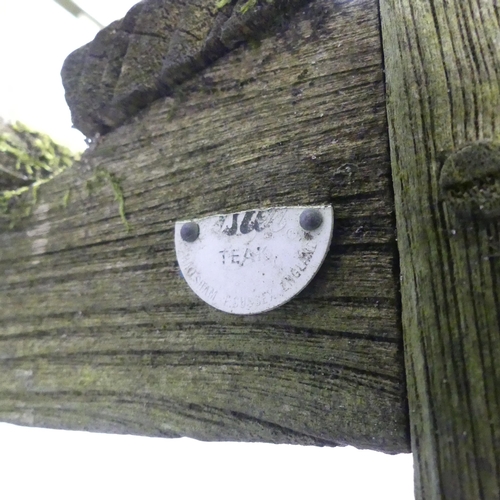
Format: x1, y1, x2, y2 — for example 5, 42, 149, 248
0, 0, 409, 452
381, 0, 500, 497
61, 0, 311, 138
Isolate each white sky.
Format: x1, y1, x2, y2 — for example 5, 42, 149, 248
0, 1, 415, 499
0, 0, 139, 151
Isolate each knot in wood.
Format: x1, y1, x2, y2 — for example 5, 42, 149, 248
439, 142, 500, 220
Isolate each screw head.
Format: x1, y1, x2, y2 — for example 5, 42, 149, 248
299, 209, 323, 231
180, 221, 199, 242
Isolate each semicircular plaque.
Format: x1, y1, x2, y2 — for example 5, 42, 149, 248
175, 205, 333, 315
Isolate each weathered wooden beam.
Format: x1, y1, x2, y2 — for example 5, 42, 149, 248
61, 0, 311, 138
0, 0, 409, 452
380, 0, 500, 497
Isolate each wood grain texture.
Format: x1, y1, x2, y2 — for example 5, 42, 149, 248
381, 0, 500, 496
0, 0, 409, 452
61, 0, 311, 137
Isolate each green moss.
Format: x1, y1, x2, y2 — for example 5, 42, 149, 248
241, 0, 258, 13
216, 0, 261, 13
0, 122, 80, 228
0, 180, 47, 229
0, 122, 80, 189
86, 168, 130, 232
31, 183, 39, 205
62, 189, 72, 208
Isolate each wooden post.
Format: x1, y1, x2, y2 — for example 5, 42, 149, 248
0, 0, 409, 453
380, 0, 500, 498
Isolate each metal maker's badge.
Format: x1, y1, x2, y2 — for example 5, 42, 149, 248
175, 205, 334, 315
